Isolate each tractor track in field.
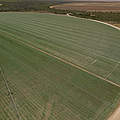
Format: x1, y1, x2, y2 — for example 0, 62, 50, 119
105, 63, 120, 79
0, 65, 21, 120
13, 38, 120, 88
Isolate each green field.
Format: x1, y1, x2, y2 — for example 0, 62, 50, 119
0, 12, 120, 120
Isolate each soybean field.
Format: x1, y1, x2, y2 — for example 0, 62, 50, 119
0, 12, 120, 120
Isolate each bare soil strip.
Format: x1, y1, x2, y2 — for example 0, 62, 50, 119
0, 65, 21, 120
14, 38, 120, 88
44, 103, 52, 120
108, 104, 120, 120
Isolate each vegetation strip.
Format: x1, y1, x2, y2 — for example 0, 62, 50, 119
0, 65, 21, 120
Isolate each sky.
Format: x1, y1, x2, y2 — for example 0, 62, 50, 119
66, 0, 120, 2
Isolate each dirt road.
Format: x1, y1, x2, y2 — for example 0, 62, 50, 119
108, 105, 120, 120
66, 13, 120, 31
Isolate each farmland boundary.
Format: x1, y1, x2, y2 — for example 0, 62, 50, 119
66, 13, 120, 31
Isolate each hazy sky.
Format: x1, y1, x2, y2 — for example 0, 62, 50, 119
68, 0, 120, 1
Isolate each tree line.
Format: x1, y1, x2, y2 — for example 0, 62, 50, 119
0, 0, 120, 23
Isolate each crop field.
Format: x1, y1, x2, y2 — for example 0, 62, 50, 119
0, 12, 120, 120
52, 2, 120, 12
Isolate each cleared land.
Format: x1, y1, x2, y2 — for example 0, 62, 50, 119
113, 24, 120, 28
52, 2, 120, 12
0, 12, 120, 120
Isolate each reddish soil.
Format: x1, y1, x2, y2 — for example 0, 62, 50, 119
51, 2, 120, 12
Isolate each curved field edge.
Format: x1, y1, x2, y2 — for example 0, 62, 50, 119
1, 12, 120, 85
66, 13, 120, 31
0, 12, 120, 120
